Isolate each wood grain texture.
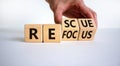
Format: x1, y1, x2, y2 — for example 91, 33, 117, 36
62, 18, 79, 41
24, 24, 42, 42
78, 19, 96, 41
43, 24, 61, 43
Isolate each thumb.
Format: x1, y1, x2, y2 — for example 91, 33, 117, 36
54, 7, 63, 24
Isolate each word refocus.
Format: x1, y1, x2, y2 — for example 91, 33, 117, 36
24, 18, 96, 43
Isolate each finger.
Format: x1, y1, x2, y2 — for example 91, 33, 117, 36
53, 3, 71, 24
54, 6, 63, 24
79, 6, 94, 18
91, 10, 97, 27
63, 5, 85, 18
79, 6, 98, 27
63, 9, 84, 18
88, 8, 97, 27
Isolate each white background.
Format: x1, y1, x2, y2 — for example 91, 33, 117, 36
0, 0, 120, 29
0, 0, 120, 66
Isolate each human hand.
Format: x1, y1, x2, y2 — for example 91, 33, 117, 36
46, 0, 97, 26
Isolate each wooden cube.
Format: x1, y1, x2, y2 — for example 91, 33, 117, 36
43, 24, 61, 43
78, 19, 97, 41
62, 18, 79, 41
24, 24, 42, 42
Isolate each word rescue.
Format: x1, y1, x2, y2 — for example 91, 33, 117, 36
24, 18, 96, 43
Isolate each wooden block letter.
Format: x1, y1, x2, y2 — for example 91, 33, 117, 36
24, 24, 42, 42
78, 19, 96, 41
62, 18, 79, 41
43, 24, 61, 43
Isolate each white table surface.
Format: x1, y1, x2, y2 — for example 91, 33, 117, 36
0, 28, 120, 66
